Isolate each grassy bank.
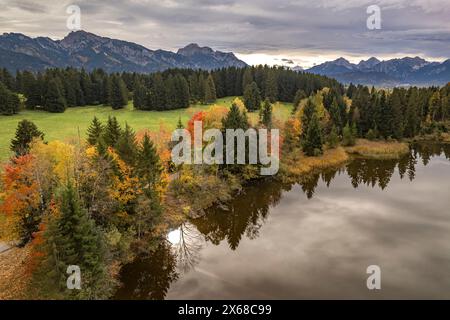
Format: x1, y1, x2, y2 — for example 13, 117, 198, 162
345, 139, 410, 160
0, 97, 294, 163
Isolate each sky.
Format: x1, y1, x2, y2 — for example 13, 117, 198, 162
0, 0, 449, 68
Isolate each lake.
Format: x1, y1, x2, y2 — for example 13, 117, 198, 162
115, 143, 450, 299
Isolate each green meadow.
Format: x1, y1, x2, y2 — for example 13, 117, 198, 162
0, 97, 293, 162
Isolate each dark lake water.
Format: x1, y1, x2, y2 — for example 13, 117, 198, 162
115, 143, 450, 300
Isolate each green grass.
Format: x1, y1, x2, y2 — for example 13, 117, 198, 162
0, 97, 293, 162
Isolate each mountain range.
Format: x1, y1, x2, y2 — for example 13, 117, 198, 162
306, 56, 450, 86
0, 30, 247, 73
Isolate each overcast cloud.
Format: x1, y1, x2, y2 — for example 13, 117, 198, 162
0, 0, 449, 67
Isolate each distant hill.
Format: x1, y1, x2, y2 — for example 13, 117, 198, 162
306, 56, 450, 86
0, 30, 247, 73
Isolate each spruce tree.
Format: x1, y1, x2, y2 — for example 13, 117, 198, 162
10, 119, 44, 156
260, 99, 273, 128
136, 134, 163, 192
222, 103, 250, 131
44, 78, 67, 113
328, 125, 339, 148
110, 75, 128, 109
203, 74, 217, 104
133, 80, 147, 110
36, 184, 111, 299
0, 83, 20, 115
342, 123, 356, 146
264, 70, 278, 103
103, 116, 122, 148
242, 68, 253, 93
301, 98, 317, 139
303, 113, 323, 156
243, 82, 262, 112
116, 123, 138, 165
86, 117, 104, 146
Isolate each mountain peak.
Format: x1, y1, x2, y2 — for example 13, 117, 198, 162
0, 30, 247, 73
177, 43, 214, 56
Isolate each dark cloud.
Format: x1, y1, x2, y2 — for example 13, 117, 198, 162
1, 0, 449, 65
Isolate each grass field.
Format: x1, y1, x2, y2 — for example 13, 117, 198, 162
0, 97, 293, 162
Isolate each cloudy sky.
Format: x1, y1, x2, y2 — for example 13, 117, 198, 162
0, 0, 449, 68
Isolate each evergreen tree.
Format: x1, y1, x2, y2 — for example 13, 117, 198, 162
136, 134, 163, 192
329, 97, 343, 134
10, 120, 44, 156
303, 113, 323, 156
35, 184, 111, 299
133, 80, 147, 110
116, 123, 138, 165
328, 125, 339, 148
0, 83, 20, 115
242, 68, 253, 93
22, 71, 42, 109
264, 70, 278, 103
243, 82, 262, 112
44, 78, 66, 113
86, 117, 104, 146
342, 123, 356, 146
301, 98, 317, 139
103, 116, 122, 148
110, 75, 128, 109
222, 103, 250, 131
390, 89, 405, 139
203, 74, 217, 104
260, 99, 273, 128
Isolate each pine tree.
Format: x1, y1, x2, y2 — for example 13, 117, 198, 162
103, 116, 122, 148
35, 184, 111, 299
264, 70, 278, 103
0, 83, 20, 115
136, 134, 163, 192
328, 125, 339, 148
44, 78, 66, 113
133, 80, 147, 110
222, 103, 250, 131
203, 74, 217, 104
116, 123, 138, 165
10, 120, 44, 156
303, 113, 323, 156
243, 82, 261, 112
301, 98, 317, 139
242, 68, 253, 93
110, 75, 128, 109
329, 98, 343, 134
260, 99, 273, 128
342, 123, 356, 146
86, 117, 104, 146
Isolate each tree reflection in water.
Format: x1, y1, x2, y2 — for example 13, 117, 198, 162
191, 143, 450, 250
115, 142, 450, 300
